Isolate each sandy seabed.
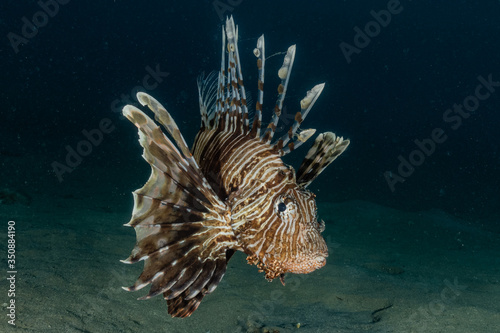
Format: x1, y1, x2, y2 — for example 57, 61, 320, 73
1, 192, 499, 333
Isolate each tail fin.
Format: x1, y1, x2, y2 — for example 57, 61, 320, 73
296, 132, 350, 188
121, 93, 236, 317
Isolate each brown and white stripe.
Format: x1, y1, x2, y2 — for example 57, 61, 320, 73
121, 16, 349, 318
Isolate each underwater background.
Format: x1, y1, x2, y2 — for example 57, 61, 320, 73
1, 0, 499, 332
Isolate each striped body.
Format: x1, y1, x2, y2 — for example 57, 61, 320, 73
192, 129, 328, 279
121, 17, 349, 318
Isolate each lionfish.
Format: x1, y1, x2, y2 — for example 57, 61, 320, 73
121, 16, 349, 318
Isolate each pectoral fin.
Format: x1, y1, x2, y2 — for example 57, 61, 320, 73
122, 101, 237, 317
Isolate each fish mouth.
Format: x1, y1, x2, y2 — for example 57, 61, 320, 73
313, 252, 328, 268
281, 253, 328, 274
315, 255, 327, 264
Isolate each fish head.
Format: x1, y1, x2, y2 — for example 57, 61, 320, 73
235, 166, 328, 280
269, 185, 329, 275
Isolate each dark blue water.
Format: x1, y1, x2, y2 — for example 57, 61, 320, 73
2, 0, 499, 220
1, 1, 499, 332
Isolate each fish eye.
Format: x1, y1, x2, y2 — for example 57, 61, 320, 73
277, 202, 287, 212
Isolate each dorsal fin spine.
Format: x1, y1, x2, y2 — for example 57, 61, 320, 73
262, 45, 296, 143
250, 34, 265, 138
